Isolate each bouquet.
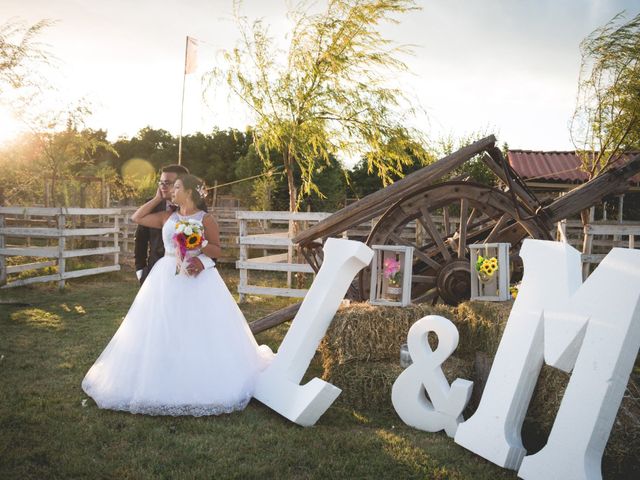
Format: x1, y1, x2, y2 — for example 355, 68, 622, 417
173, 219, 207, 275
383, 257, 402, 287
475, 255, 498, 282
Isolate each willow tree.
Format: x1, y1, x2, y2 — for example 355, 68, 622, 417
215, 0, 428, 213
1, 18, 54, 99
571, 11, 640, 180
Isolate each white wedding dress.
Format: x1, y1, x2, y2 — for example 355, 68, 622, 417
82, 210, 273, 416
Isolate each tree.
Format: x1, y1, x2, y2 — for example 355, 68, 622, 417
232, 144, 278, 210
214, 0, 429, 213
571, 11, 640, 179
32, 102, 116, 206
0, 18, 54, 97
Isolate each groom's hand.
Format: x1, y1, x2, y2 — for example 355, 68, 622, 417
186, 257, 204, 277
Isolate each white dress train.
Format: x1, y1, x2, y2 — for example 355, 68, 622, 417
82, 210, 273, 416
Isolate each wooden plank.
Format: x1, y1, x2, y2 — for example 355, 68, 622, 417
113, 215, 119, 266
57, 214, 66, 290
418, 206, 451, 261
0, 207, 120, 216
544, 155, 640, 223
0, 207, 61, 216
249, 302, 302, 334
236, 211, 331, 221
485, 213, 511, 244
239, 233, 292, 246
61, 207, 121, 215
0, 214, 5, 286
411, 275, 437, 284
0, 227, 62, 237
293, 135, 497, 245
483, 150, 542, 216
245, 253, 288, 263
62, 227, 118, 237
585, 224, 640, 235
2, 272, 62, 288
61, 264, 120, 279
238, 217, 248, 302
235, 260, 314, 273
457, 198, 469, 258
0, 247, 58, 257
62, 246, 120, 258
389, 232, 441, 270
238, 285, 309, 298
6, 260, 57, 274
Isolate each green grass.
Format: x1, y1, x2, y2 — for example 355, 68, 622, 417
0, 267, 516, 479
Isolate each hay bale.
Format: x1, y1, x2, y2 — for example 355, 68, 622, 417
453, 302, 511, 357
320, 301, 510, 377
325, 356, 473, 414
319, 302, 455, 376
325, 361, 403, 413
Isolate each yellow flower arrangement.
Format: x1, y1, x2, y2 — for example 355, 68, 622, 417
475, 255, 499, 282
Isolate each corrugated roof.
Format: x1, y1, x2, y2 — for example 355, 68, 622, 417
507, 150, 640, 184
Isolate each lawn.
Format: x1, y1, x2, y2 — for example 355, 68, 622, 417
0, 266, 517, 479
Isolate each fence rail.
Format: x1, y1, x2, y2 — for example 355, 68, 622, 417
557, 219, 640, 277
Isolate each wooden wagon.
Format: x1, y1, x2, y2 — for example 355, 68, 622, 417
250, 134, 640, 332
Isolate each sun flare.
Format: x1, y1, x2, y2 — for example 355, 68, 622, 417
0, 106, 25, 147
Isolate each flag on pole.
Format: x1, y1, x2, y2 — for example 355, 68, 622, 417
184, 36, 198, 74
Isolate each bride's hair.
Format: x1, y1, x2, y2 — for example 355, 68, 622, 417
179, 174, 208, 210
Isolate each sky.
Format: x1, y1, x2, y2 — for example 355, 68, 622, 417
2, 0, 639, 166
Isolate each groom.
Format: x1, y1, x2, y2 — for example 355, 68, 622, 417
134, 164, 188, 284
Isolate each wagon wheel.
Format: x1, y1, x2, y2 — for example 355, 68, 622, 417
362, 181, 552, 305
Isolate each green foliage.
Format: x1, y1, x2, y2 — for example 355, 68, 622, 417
572, 11, 640, 178
215, 0, 429, 211
112, 126, 177, 174
435, 132, 497, 186
232, 145, 281, 210
0, 18, 54, 96
347, 131, 493, 200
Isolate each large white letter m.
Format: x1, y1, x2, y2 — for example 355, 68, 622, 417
454, 239, 640, 480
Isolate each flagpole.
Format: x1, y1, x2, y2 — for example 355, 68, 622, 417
178, 37, 189, 166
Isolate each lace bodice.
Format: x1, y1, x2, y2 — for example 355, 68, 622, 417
162, 210, 207, 255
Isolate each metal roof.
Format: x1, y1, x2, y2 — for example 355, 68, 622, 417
507, 150, 640, 184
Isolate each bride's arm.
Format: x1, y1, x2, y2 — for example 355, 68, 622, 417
131, 189, 171, 228
200, 213, 222, 260
186, 213, 221, 276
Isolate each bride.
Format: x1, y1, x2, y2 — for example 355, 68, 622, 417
82, 174, 272, 416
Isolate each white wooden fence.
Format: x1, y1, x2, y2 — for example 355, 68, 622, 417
4, 204, 638, 295
236, 211, 331, 300
557, 219, 640, 277
0, 207, 121, 290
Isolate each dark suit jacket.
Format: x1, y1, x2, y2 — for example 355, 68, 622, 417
134, 200, 168, 285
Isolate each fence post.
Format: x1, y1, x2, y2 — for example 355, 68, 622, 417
113, 213, 120, 267
57, 210, 66, 291
0, 211, 5, 286
238, 215, 247, 303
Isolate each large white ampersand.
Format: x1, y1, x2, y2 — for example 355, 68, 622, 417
392, 315, 473, 438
